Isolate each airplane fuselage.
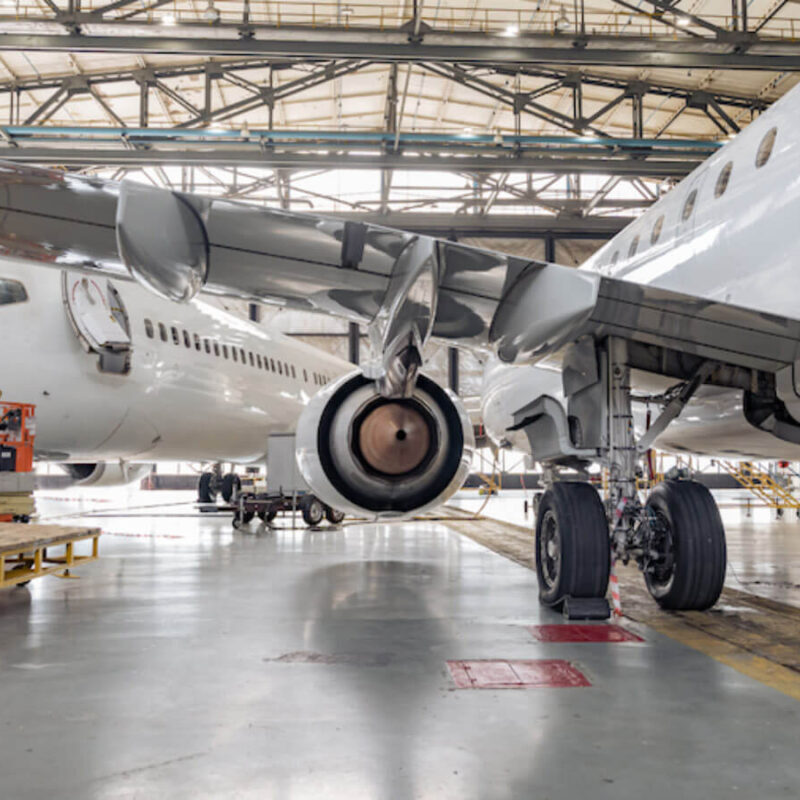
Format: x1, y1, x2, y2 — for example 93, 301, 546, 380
0, 259, 351, 464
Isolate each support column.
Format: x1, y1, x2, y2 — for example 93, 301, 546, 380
545, 234, 556, 264
139, 79, 149, 128
348, 322, 360, 365
448, 347, 459, 395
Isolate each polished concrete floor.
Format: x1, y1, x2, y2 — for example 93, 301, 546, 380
0, 490, 798, 799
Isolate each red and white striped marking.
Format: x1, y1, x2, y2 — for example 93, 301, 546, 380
609, 560, 622, 618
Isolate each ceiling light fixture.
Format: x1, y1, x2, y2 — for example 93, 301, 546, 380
161, 13, 176, 25
503, 24, 519, 37
675, 16, 690, 26
554, 6, 570, 32
202, 0, 220, 22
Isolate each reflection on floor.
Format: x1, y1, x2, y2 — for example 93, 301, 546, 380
0, 487, 794, 799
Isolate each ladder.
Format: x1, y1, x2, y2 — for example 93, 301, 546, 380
717, 460, 800, 510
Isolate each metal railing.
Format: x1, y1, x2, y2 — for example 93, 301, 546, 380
0, 2, 797, 41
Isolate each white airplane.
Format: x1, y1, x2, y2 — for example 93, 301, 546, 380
0, 259, 351, 512
3, 79, 800, 615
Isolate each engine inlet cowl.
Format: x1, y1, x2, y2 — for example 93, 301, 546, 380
296, 371, 474, 518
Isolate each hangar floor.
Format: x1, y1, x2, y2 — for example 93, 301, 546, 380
0, 491, 798, 799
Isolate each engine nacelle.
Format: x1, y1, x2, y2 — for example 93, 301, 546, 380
59, 461, 153, 487
296, 372, 474, 518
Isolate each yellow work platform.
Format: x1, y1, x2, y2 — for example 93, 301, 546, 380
0, 523, 101, 588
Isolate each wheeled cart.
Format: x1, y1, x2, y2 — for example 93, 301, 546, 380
231, 491, 344, 529
230, 433, 345, 529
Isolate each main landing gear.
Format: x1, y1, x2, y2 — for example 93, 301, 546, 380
197, 466, 241, 504
534, 478, 726, 612
521, 337, 727, 614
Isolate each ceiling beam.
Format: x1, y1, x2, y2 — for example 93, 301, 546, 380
0, 145, 703, 177
0, 29, 798, 70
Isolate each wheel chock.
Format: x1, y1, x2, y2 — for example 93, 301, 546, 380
562, 596, 611, 620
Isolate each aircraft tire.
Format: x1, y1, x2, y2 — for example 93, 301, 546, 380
221, 473, 241, 503
300, 495, 325, 527
325, 505, 345, 525
258, 504, 279, 523
232, 509, 255, 528
198, 472, 216, 503
644, 480, 726, 610
535, 482, 610, 609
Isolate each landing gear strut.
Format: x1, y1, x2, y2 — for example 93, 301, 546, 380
525, 336, 727, 613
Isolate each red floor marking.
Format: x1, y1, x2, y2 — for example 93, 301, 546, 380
528, 624, 643, 643
447, 659, 591, 689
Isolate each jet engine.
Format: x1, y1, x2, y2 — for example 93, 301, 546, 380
296, 372, 474, 518
59, 462, 153, 487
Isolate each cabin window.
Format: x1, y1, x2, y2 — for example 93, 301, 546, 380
303, 368, 308, 382
0, 278, 27, 306
144, 318, 154, 339
171, 326, 180, 346
213, 341, 220, 357
222, 344, 229, 359
159, 322, 168, 342
681, 189, 697, 222
715, 162, 733, 197
249, 352, 255, 367
284, 362, 290, 376
256, 354, 262, 369
232, 347, 238, 362
628, 235, 639, 259
183, 330, 191, 349
204, 338, 211, 354
277, 361, 283, 375
291, 365, 296, 379
240, 348, 246, 363
193, 333, 201, 351
756, 127, 777, 168
270, 358, 275, 372
650, 215, 664, 245
610, 251, 619, 267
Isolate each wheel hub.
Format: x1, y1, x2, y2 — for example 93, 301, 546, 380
641, 508, 675, 586
539, 510, 561, 590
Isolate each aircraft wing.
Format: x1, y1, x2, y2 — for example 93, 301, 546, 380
1, 161, 800, 383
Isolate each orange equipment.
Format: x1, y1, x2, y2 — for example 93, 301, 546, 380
0, 402, 36, 522
0, 402, 35, 473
